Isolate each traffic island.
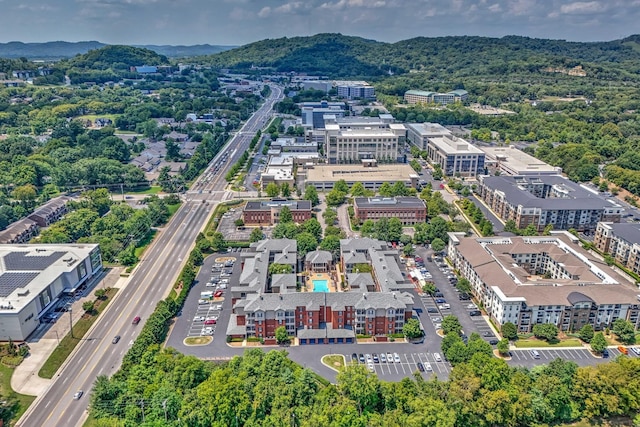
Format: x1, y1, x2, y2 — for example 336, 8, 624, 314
321, 354, 346, 372
183, 336, 212, 346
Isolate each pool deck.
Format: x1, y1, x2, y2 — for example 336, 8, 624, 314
306, 272, 337, 292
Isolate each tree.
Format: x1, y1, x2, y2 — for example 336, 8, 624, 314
378, 182, 393, 197
265, 182, 280, 198
210, 232, 226, 252
442, 315, 462, 336
387, 217, 403, 242
275, 326, 290, 345
234, 218, 244, 227
302, 218, 323, 241
612, 318, 636, 344
325, 189, 346, 206
504, 219, 519, 234
268, 263, 293, 275
350, 182, 367, 197
392, 181, 408, 196
303, 185, 319, 206
578, 324, 594, 343
280, 183, 291, 198
403, 318, 423, 339
402, 243, 415, 257
497, 338, 510, 355
82, 300, 95, 313
250, 227, 265, 243
422, 282, 436, 296
94, 289, 107, 300
296, 232, 318, 257
189, 248, 204, 266
319, 235, 341, 258
431, 238, 446, 253
456, 278, 471, 294
533, 323, 559, 342
501, 322, 518, 340
590, 332, 607, 354
334, 179, 349, 194
323, 208, 337, 225
279, 206, 293, 223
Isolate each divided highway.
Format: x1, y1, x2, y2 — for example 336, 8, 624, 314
17, 85, 283, 427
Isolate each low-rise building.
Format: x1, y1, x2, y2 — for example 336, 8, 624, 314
479, 146, 562, 176
447, 232, 640, 333
28, 196, 72, 227
354, 197, 427, 225
404, 89, 468, 105
0, 244, 102, 340
0, 219, 39, 244
477, 175, 623, 232
242, 199, 313, 226
406, 122, 450, 151
305, 162, 419, 191
594, 222, 640, 275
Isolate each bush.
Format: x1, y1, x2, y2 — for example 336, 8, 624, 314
1, 355, 24, 367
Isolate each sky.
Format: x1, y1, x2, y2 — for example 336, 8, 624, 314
0, 0, 638, 46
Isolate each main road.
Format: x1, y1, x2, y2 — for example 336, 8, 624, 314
17, 85, 283, 427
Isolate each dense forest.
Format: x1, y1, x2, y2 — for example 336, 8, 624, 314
90, 346, 640, 426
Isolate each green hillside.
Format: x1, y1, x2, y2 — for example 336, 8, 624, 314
63, 45, 169, 71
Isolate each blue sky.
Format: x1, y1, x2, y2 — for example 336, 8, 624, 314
0, 0, 638, 46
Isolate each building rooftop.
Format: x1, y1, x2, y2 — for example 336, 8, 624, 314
428, 134, 483, 155
601, 222, 640, 245
0, 244, 99, 312
480, 175, 621, 210
451, 233, 639, 306
480, 146, 560, 175
306, 164, 416, 183
244, 199, 312, 211
354, 196, 426, 209
405, 122, 450, 137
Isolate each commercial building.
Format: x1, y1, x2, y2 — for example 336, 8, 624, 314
479, 146, 561, 176
354, 197, 427, 225
594, 222, 640, 275
323, 115, 406, 164
447, 232, 640, 333
304, 162, 419, 191
405, 122, 450, 151
404, 89, 468, 105
335, 81, 375, 100
477, 175, 623, 232
0, 244, 102, 340
242, 199, 313, 226
427, 133, 485, 177
225, 238, 414, 344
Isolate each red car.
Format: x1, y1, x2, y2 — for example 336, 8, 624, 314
132, 316, 141, 325
214, 290, 223, 297
204, 319, 217, 325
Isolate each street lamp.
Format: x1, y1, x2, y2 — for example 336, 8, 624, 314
68, 307, 73, 339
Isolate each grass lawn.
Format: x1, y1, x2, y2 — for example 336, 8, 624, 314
128, 186, 162, 195
167, 203, 181, 216
514, 338, 583, 348
134, 229, 157, 258
0, 364, 36, 426
321, 354, 346, 371
184, 336, 212, 346
38, 288, 118, 379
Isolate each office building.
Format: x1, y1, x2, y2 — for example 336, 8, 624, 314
305, 163, 419, 191
426, 133, 485, 177
477, 175, 623, 232
242, 199, 313, 226
335, 81, 375, 100
447, 232, 640, 333
480, 146, 561, 176
0, 244, 102, 340
404, 89, 468, 105
405, 122, 450, 151
354, 197, 427, 225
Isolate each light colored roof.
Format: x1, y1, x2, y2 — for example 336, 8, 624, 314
306, 164, 416, 183
480, 146, 559, 175
305, 250, 332, 263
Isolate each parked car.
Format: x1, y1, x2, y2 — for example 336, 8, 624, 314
193, 316, 205, 322
417, 362, 425, 372
393, 353, 401, 363
438, 304, 451, 310
529, 350, 540, 359
379, 353, 387, 363
602, 349, 609, 358
469, 310, 481, 316
204, 319, 217, 325
427, 308, 439, 313
214, 290, 223, 297
372, 353, 379, 363
435, 298, 446, 304
425, 363, 433, 371
351, 353, 358, 362
489, 339, 499, 345
433, 353, 442, 362
631, 347, 640, 355
366, 354, 373, 363
386, 352, 394, 363
367, 363, 375, 373
467, 303, 478, 309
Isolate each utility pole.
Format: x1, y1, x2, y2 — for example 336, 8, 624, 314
68, 308, 73, 339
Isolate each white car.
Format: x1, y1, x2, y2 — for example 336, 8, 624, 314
198, 299, 210, 305
379, 353, 387, 363
73, 390, 83, 400
366, 354, 373, 363
386, 352, 394, 363
367, 363, 375, 373
218, 283, 227, 289
206, 282, 216, 287
211, 304, 222, 311
466, 303, 478, 309
433, 353, 442, 362
201, 327, 213, 336
438, 304, 451, 310
193, 316, 205, 322
631, 347, 640, 355
425, 363, 433, 371
219, 279, 229, 284
393, 353, 401, 363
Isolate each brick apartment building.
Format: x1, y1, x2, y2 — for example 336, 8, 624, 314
354, 196, 427, 225
594, 222, 640, 276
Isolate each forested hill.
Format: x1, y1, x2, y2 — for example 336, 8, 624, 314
197, 33, 640, 78
61, 45, 169, 70
0, 41, 234, 60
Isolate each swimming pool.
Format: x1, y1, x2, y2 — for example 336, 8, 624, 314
312, 280, 329, 292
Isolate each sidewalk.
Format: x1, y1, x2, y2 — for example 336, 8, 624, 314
11, 267, 125, 396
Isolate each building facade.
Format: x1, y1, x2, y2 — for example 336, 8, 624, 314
242, 200, 313, 225
447, 232, 640, 333
477, 175, 623, 232
594, 222, 640, 275
354, 197, 427, 225
404, 89, 468, 105
336, 81, 375, 100
479, 146, 561, 176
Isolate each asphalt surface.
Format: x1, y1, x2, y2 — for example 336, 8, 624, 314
17, 85, 283, 427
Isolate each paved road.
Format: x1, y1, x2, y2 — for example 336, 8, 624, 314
17, 85, 283, 427
467, 194, 505, 233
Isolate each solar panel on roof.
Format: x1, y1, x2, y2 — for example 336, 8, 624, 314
0, 272, 39, 297
3, 252, 65, 271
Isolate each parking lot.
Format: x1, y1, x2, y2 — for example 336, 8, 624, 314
343, 351, 451, 380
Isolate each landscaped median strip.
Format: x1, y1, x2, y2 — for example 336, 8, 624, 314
321, 354, 346, 372
38, 288, 118, 379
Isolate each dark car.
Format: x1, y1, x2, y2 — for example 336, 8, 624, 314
358, 353, 365, 363
112, 335, 121, 344
435, 298, 446, 304
489, 339, 499, 345
434, 292, 444, 297
427, 308, 439, 313
372, 353, 379, 363
602, 349, 609, 358
417, 362, 425, 372
459, 294, 471, 301
469, 310, 482, 316
351, 353, 358, 362
482, 331, 493, 337
461, 334, 468, 344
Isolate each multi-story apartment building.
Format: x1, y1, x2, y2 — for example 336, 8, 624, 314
225, 238, 415, 344
404, 89, 468, 105
242, 200, 313, 226
353, 197, 427, 225
447, 232, 640, 333
477, 175, 623, 232
323, 115, 406, 164
594, 222, 640, 275
336, 81, 375, 100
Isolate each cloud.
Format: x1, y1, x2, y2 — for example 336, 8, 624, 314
559, 1, 606, 14
320, 0, 386, 10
